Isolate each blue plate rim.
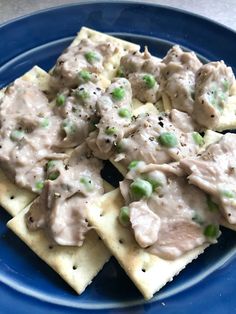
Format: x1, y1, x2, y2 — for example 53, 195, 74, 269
1, 2, 236, 313
1, 0, 236, 36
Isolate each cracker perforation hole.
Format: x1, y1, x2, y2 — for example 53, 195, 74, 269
48, 245, 54, 250
141, 268, 146, 273
10, 195, 15, 200
73, 265, 78, 270
119, 239, 124, 244
98, 236, 102, 240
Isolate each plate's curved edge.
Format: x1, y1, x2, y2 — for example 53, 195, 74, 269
1, 0, 236, 35
1, 2, 236, 314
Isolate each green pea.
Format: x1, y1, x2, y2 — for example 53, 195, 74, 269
79, 70, 91, 82
48, 171, 60, 181
119, 206, 130, 226
84, 51, 100, 63
116, 67, 125, 77
128, 160, 140, 170
130, 178, 153, 200
76, 89, 90, 100
220, 190, 235, 198
105, 126, 118, 136
62, 119, 76, 135
143, 171, 166, 190
204, 224, 219, 238
112, 87, 125, 101
10, 130, 24, 142
47, 160, 56, 170
40, 118, 50, 128
219, 91, 226, 101
207, 195, 219, 212
192, 132, 204, 146
56, 94, 66, 107
142, 74, 156, 89
118, 108, 131, 118
80, 176, 94, 192
35, 181, 44, 191
223, 79, 229, 92
158, 132, 178, 148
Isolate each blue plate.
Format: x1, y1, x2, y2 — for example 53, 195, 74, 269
0, 2, 236, 313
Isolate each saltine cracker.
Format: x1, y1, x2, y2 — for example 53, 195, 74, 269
6, 181, 113, 294
87, 189, 208, 299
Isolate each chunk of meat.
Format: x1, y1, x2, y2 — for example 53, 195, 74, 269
87, 78, 132, 158
180, 133, 236, 224
129, 201, 160, 248
114, 110, 200, 168
26, 144, 104, 246
193, 61, 235, 128
0, 78, 64, 192
120, 48, 163, 103
51, 38, 118, 90
119, 162, 219, 260
160, 45, 202, 113
54, 82, 103, 148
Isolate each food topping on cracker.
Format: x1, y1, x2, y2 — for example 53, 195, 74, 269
1, 27, 236, 299
25, 144, 103, 246
193, 61, 234, 128
51, 38, 118, 90
118, 161, 220, 260
113, 109, 201, 168
87, 78, 132, 159
120, 47, 163, 103
181, 133, 236, 224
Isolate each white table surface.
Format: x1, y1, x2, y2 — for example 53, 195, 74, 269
0, 0, 236, 31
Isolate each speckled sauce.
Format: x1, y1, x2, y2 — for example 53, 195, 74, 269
1, 31, 236, 258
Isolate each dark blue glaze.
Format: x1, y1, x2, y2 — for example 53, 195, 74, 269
0, 2, 236, 313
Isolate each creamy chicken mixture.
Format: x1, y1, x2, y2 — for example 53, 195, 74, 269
193, 61, 234, 128
53, 82, 103, 148
0, 76, 104, 193
120, 48, 163, 103
1, 33, 236, 258
180, 133, 236, 225
114, 109, 202, 167
119, 162, 220, 259
51, 38, 118, 91
160, 45, 202, 113
0, 78, 63, 192
87, 78, 132, 158
26, 144, 103, 246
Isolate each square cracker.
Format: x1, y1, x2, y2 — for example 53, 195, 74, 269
7, 193, 112, 295
0, 66, 52, 216
87, 189, 208, 300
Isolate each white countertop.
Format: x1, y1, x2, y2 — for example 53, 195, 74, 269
0, 0, 236, 31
